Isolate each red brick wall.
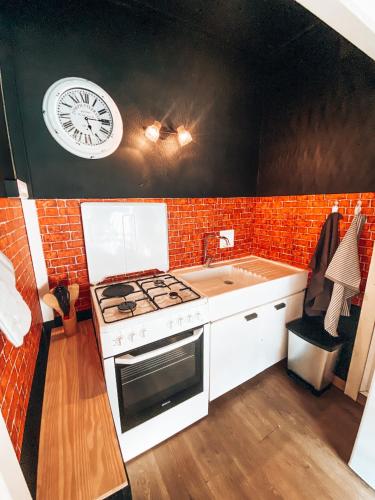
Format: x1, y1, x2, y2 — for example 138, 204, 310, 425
251, 193, 375, 305
36, 197, 256, 310
0, 199, 43, 458
36, 193, 375, 312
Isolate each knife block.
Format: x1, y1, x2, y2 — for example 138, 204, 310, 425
43, 284, 79, 336
62, 306, 78, 336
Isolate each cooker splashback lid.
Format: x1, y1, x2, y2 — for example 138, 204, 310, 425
81, 202, 169, 284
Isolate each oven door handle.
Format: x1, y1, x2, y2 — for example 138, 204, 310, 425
115, 327, 204, 365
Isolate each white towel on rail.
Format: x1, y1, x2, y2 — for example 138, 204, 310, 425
0, 251, 16, 288
0, 251, 31, 347
324, 214, 366, 337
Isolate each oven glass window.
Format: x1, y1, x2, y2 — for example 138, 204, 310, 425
115, 329, 203, 432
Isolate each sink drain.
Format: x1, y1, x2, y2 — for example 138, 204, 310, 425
224, 280, 234, 285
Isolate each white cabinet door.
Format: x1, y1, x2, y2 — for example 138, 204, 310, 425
261, 291, 305, 370
210, 305, 263, 401
209, 291, 305, 401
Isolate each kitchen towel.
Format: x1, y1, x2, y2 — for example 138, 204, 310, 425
324, 214, 366, 337
304, 212, 342, 316
0, 251, 16, 288
0, 251, 31, 347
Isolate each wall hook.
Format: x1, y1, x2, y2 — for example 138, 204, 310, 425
354, 200, 362, 215
331, 201, 339, 213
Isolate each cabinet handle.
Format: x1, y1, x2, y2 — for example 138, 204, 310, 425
274, 302, 286, 310
245, 312, 258, 321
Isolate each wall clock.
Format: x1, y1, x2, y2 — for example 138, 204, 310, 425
42, 77, 123, 159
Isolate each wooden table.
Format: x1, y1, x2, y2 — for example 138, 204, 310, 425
37, 320, 129, 500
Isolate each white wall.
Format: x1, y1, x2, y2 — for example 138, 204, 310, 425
21, 199, 54, 322
345, 0, 375, 30
0, 413, 31, 500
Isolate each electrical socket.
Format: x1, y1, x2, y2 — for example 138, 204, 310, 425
220, 229, 234, 248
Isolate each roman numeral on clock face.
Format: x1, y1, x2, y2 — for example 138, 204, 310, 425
69, 94, 79, 104
98, 108, 106, 115
80, 92, 89, 104
101, 119, 111, 126
63, 120, 74, 130
100, 126, 110, 135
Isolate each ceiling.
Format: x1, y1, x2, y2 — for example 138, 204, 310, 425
7, 0, 375, 62
108, 0, 320, 59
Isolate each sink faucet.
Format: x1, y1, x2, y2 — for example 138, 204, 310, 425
203, 233, 230, 267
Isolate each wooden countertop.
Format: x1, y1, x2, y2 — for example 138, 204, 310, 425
37, 320, 128, 500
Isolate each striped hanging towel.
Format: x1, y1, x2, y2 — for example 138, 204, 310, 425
324, 214, 366, 337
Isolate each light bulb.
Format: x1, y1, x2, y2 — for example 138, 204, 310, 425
177, 125, 192, 146
145, 121, 161, 142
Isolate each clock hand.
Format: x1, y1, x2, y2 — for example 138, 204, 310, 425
86, 117, 109, 123
84, 116, 93, 132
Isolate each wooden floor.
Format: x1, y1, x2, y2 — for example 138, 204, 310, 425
127, 363, 375, 500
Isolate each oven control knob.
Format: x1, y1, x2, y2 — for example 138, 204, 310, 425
178, 317, 183, 326
140, 328, 147, 338
168, 320, 173, 330
127, 333, 136, 343
113, 335, 123, 347
187, 314, 192, 323
195, 312, 202, 321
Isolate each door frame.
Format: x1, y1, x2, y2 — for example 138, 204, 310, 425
345, 243, 375, 400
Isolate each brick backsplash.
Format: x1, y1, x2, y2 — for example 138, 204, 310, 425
35, 197, 256, 310
36, 193, 375, 312
0, 198, 43, 459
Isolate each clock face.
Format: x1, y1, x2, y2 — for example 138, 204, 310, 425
42, 78, 123, 159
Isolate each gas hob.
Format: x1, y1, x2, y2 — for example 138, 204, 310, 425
91, 273, 209, 358
94, 273, 201, 324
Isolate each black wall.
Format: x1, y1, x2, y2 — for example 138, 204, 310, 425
0, 22, 16, 197
2, 1, 375, 199
257, 23, 375, 196
3, 0, 262, 199
0, 96, 11, 197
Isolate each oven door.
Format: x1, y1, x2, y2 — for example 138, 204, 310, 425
115, 327, 204, 432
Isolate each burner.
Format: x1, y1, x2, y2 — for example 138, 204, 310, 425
118, 301, 137, 313
169, 292, 179, 300
103, 284, 134, 298
154, 279, 166, 287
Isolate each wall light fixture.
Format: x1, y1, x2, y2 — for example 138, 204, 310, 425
177, 125, 192, 146
144, 120, 161, 142
144, 121, 192, 147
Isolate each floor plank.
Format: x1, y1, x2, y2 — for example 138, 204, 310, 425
127, 363, 375, 500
